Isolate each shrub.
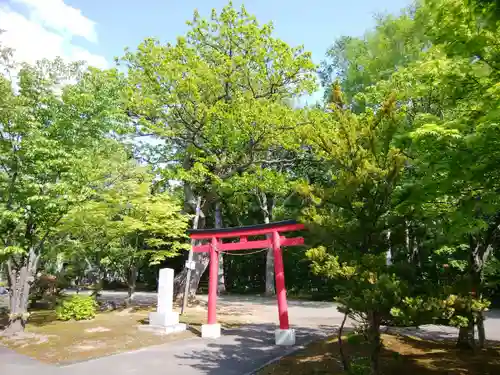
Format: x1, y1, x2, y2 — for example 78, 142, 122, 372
56, 295, 97, 321
349, 356, 370, 375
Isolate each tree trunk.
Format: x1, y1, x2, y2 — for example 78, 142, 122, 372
367, 311, 382, 375
0, 263, 5, 284
405, 219, 410, 256
406, 220, 421, 267
126, 265, 138, 307
477, 311, 486, 349
259, 192, 275, 296
91, 266, 105, 300
385, 229, 392, 265
457, 321, 475, 350
3, 252, 38, 336
412, 235, 420, 267
218, 254, 225, 294
338, 312, 350, 372
174, 252, 210, 300
265, 248, 275, 296
175, 185, 208, 300
215, 201, 226, 294
458, 235, 492, 349
181, 196, 202, 314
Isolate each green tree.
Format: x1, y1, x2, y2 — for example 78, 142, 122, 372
320, 5, 427, 109
0, 51, 127, 334
120, 2, 317, 297
61, 162, 190, 305
220, 165, 296, 295
105, 171, 187, 303
320, 0, 500, 350
301, 88, 408, 374
364, 0, 500, 348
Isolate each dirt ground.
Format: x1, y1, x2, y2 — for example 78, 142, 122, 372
258, 333, 500, 375
0, 294, 279, 365
0, 304, 243, 364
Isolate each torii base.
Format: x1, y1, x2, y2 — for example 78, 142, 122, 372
201, 323, 221, 339
275, 328, 296, 346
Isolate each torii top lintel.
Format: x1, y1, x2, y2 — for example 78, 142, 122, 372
187, 220, 305, 252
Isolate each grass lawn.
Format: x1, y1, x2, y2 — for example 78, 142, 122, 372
257, 333, 500, 375
0, 306, 240, 364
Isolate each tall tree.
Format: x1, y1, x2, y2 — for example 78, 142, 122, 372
121, 3, 317, 297
319, 4, 427, 108
302, 87, 408, 375
63, 164, 190, 305
364, 0, 500, 348
320, 0, 500, 349
0, 52, 127, 334
220, 166, 295, 295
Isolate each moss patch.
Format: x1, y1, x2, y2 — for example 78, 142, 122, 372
1, 307, 239, 364
257, 334, 500, 375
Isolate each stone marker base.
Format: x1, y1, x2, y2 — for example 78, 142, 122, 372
138, 323, 187, 335
149, 311, 180, 326
275, 328, 296, 346
201, 323, 221, 339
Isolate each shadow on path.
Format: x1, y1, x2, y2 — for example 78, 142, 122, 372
57, 323, 336, 375
174, 323, 334, 375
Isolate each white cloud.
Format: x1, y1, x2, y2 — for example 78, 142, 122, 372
0, 1, 107, 69
12, 0, 98, 43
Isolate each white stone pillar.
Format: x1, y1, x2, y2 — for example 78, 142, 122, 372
156, 268, 174, 315
140, 268, 186, 334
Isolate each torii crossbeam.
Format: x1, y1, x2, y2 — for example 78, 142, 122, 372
187, 220, 305, 346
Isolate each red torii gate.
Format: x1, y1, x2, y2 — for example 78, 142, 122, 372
188, 220, 305, 345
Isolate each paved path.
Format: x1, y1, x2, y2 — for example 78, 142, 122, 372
0, 345, 57, 375
2, 294, 500, 375
64, 295, 338, 374
62, 324, 330, 375
1, 327, 328, 375
1, 295, 338, 375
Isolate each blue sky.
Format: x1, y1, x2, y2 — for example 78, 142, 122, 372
64, 0, 412, 64
1, 0, 412, 101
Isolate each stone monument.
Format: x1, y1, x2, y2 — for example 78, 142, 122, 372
139, 268, 186, 334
